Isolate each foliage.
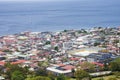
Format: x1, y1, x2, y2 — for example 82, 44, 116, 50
78, 30, 82, 34
97, 77, 104, 80
94, 42, 100, 46
38, 61, 48, 68
113, 40, 119, 44
35, 68, 48, 76
100, 49, 109, 53
26, 76, 51, 80
72, 68, 75, 77
81, 29, 87, 33
4, 62, 29, 79
47, 72, 56, 80
64, 30, 67, 32
54, 46, 59, 52
75, 69, 90, 80
11, 70, 25, 80
107, 77, 117, 80
57, 74, 69, 80
114, 72, 120, 78
2, 49, 12, 52
103, 63, 109, 71
80, 62, 95, 72
110, 58, 120, 71
45, 41, 51, 45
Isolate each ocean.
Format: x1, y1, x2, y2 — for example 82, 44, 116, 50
0, 0, 120, 35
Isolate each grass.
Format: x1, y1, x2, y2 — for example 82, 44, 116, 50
92, 75, 120, 80
70, 75, 120, 80
70, 78, 76, 80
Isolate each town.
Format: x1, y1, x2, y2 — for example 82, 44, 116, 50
0, 27, 120, 80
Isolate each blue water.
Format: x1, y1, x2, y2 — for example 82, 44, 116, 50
0, 0, 120, 35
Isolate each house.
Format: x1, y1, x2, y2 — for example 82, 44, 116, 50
86, 53, 117, 63
0, 61, 5, 66
0, 76, 5, 80
46, 64, 75, 76
11, 60, 27, 65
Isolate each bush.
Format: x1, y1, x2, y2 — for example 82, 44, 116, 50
107, 77, 117, 80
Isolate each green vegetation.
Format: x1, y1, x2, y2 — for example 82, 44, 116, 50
2, 58, 120, 80
77, 29, 88, 34
45, 41, 51, 45
54, 46, 59, 52
80, 62, 96, 72
114, 72, 120, 78
75, 69, 90, 80
64, 30, 67, 32
92, 75, 120, 80
94, 42, 100, 46
11, 70, 25, 80
2, 49, 12, 53
109, 58, 120, 71
1, 53, 120, 80
35, 68, 48, 76
4, 62, 29, 80
26, 76, 51, 80
113, 40, 119, 44
57, 74, 69, 80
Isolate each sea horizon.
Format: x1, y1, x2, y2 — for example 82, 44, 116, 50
0, 0, 120, 35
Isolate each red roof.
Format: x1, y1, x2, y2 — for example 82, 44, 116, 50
70, 57, 79, 61
11, 60, 26, 64
58, 64, 65, 67
0, 61, 5, 66
0, 51, 5, 54
61, 65, 75, 70
92, 62, 104, 67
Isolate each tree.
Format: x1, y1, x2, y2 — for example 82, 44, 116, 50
54, 46, 59, 52
72, 68, 75, 77
64, 30, 67, 32
4, 62, 29, 79
2, 49, 12, 53
25, 76, 51, 80
57, 74, 68, 80
38, 61, 43, 67
11, 70, 25, 80
103, 63, 109, 71
78, 30, 82, 34
114, 71, 120, 78
35, 68, 48, 76
113, 40, 119, 44
98, 27, 102, 29
75, 69, 90, 80
45, 41, 51, 45
81, 29, 87, 33
110, 58, 120, 71
94, 42, 100, 46
97, 77, 104, 80
48, 72, 56, 80
80, 62, 95, 72
110, 62, 119, 71
107, 77, 117, 80
100, 49, 109, 53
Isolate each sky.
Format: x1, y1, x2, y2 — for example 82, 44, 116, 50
0, 0, 72, 2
